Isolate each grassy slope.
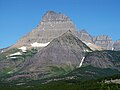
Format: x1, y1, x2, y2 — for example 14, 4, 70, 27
0, 48, 38, 78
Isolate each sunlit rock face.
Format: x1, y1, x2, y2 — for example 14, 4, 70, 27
93, 35, 113, 50
11, 11, 78, 49
79, 29, 93, 43
113, 40, 120, 51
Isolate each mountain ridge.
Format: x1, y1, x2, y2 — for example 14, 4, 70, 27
0, 11, 120, 87
21, 30, 91, 76
1, 11, 118, 51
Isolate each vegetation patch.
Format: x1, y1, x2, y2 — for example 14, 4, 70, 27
49, 64, 75, 76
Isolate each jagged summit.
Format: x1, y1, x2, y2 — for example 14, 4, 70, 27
10, 11, 78, 49
79, 29, 88, 33
113, 40, 120, 50
79, 29, 93, 43
93, 35, 113, 50
45, 11, 56, 14
62, 29, 72, 34
41, 11, 71, 22
7, 11, 120, 51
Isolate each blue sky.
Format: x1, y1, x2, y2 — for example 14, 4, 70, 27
0, 0, 120, 48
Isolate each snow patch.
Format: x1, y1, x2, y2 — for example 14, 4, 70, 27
79, 57, 85, 67
19, 46, 27, 52
10, 57, 17, 59
9, 52, 22, 57
1, 50, 4, 53
84, 49, 91, 52
31, 42, 50, 47
7, 71, 13, 74
86, 43, 92, 46
112, 47, 114, 50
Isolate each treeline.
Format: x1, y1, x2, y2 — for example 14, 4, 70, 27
0, 75, 120, 90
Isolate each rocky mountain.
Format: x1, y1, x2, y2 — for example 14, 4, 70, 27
0, 11, 120, 85
21, 31, 91, 77
83, 50, 120, 69
79, 29, 93, 43
10, 11, 79, 50
1, 31, 119, 81
113, 40, 120, 51
93, 35, 113, 50
4, 11, 119, 51
78, 30, 103, 51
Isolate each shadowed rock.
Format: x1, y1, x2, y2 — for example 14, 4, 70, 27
23, 31, 91, 73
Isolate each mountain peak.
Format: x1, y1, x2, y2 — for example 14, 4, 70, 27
79, 29, 93, 43
9, 11, 77, 49
46, 11, 56, 14
41, 11, 71, 22
60, 30, 74, 39
53, 30, 91, 52
68, 29, 72, 32
23, 31, 91, 73
44, 11, 57, 16
79, 29, 88, 33
64, 30, 72, 34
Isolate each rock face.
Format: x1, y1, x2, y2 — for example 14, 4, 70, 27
113, 40, 120, 51
93, 35, 113, 50
0, 47, 9, 53
78, 29, 103, 51
8, 11, 120, 51
79, 29, 93, 43
83, 51, 120, 69
0, 49, 3, 53
23, 31, 91, 73
11, 11, 78, 49
41, 11, 71, 22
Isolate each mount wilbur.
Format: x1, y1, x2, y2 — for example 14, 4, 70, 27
6, 11, 120, 51
0, 11, 120, 90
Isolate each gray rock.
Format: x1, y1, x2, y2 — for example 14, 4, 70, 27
11, 11, 78, 48
41, 11, 71, 22
79, 29, 93, 43
113, 40, 120, 51
23, 31, 91, 73
93, 35, 113, 50
7, 10, 120, 51
83, 51, 120, 69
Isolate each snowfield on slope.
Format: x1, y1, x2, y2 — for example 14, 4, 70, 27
31, 42, 50, 47
79, 57, 85, 67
